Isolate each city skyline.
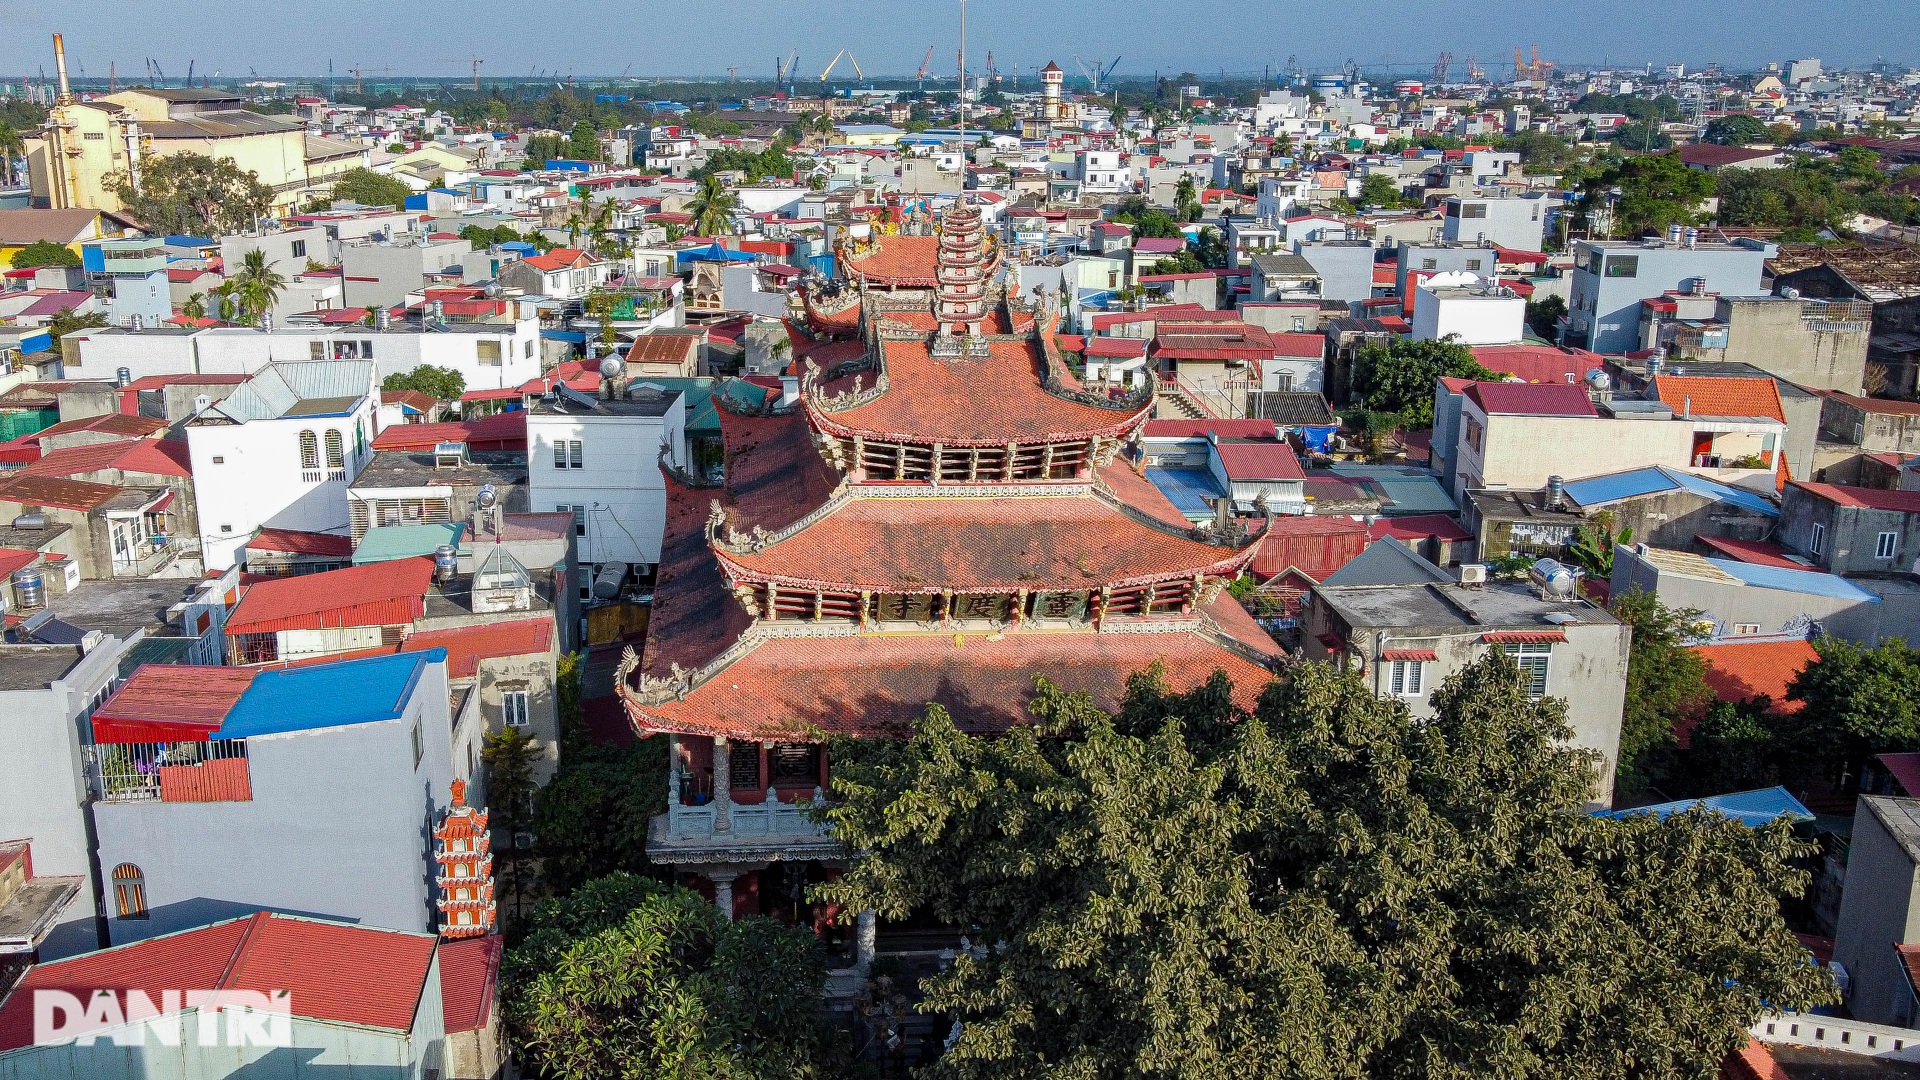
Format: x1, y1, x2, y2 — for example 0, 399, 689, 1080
0, 0, 1916, 82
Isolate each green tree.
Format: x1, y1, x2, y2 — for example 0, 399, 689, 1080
1356, 171, 1408, 209
520, 132, 567, 169
324, 167, 414, 210
504, 875, 848, 1080
1348, 338, 1496, 426
566, 119, 601, 162
230, 249, 286, 325
7, 240, 81, 269
1781, 636, 1920, 788
482, 726, 540, 925
179, 292, 208, 323
1566, 510, 1633, 579
109, 152, 273, 237
820, 654, 1835, 1078
1526, 293, 1567, 339
46, 306, 109, 341
1703, 115, 1768, 146
1686, 698, 1783, 796
1110, 196, 1186, 239
685, 174, 740, 237
1173, 175, 1201, 221
1610, 150, 1715, 238
381, 364, 466, 401
1612, 120, 1673, 152
530, 653, 668, 892
0, 122, 24, 187
1609, 586, 1712, 794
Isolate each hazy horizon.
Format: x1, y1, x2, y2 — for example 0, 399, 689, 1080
0, 0, 1915, 83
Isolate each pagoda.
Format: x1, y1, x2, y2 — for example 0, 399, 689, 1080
619, 202, 1281, 935
432, 780, 495, 939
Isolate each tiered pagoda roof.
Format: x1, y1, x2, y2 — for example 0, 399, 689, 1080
621, 205, 1281, 743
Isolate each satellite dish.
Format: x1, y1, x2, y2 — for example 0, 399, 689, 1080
598, 355, 627, 380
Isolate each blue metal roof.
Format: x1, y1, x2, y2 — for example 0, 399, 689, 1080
220, 650, 443, 738
1596, 786, 1813, 828
1144, 467, 1225, 519
1713, 560, 1881, 602
1562, 466, 1778, 517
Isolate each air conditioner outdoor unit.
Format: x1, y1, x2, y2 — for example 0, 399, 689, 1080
1458, 563, 1488, 585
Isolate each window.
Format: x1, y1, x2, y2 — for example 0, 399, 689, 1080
310, 341, 325, 361
560, 505, 586, 537
1388, 660, 1425, 696
1421, 258, 1437, 270
324, 430, 345, 468
569, 440, 583, 469
476, 340, 502, 366
502, 689, 530, 727
730, 741, 761, 790
525, 339, 535, 358
1465, 258, 1483, 271
411, 718, 424, 769
1733, 623, 1761, 635
770, 743, 822, 787
298, 429, 319, 469
112, 864, 147, 920
1504, 643, 1551, 697
1604, 255, 1639, 278
1461, 203, 1487, 219
1879, 531, 1900, 560
1292, 316, 1306, 332
1810, 522, 1826, 555
290, 239, 307, 258
553, 439, 583, 469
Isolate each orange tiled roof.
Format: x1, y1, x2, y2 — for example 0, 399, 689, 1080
719, 490, 1252, 593
1652, 374, 1786, 423
844, 234, 940, 287
625, 622, 1278, 741
1691, 638, 1819, 712
819, 336, 1149, 445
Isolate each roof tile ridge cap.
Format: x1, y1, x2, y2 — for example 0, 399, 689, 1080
1087, 480, 1254, 551
212, 911, 272, 994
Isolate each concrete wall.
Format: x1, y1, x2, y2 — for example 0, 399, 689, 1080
0, 641, 126, 959
1611, 545, 1868, 640
340, 242, 469, 308
526, 399, 686, 569
1442, 194, 1548, 251
1720, 296, 1869, 394
1566, 241, 1771, 354
1835, 798, 1920, 1026
1293, 242, 1374, 304
187, 400, 377, 571
1456, 409, 1694, 498
1780, 486, 1920, 576
1606, 489, 1775, 551
95, 661, 455, 944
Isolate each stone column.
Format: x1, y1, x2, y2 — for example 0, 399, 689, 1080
713, 871, 738, 921
855, 909, 877, 974
713, 735, 732, 833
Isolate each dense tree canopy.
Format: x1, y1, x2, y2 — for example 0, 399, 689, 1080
1111, 196, 1187, 240
325, 167, 414, 211
380, 364, 466, 402
1348, 338, 1496, 427
7, 240, 81, 269
819, 654, 1834, 1079
1609, 587, 1711, 794
110, 152, 273, 237
1702, 115, 1769, 146
503, 873, 849, 1080
1604, 151, 1715, 238
1782, 636, 1920, 786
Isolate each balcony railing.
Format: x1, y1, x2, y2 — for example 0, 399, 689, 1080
662, 786, 833, 843
112, 537, 177, 578
86, 740, 251, 803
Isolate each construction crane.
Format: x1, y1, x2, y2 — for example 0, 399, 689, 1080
1513, 46, 1555, 82
349, 65, 392, 94
727, 65, 739, 82
983, 50, 1000, 84
818, 49, 863, 84
440, 56, 483, 91
1465, 55, 1485, 82
915, 45, 935, 88
1073, 55, 1121, 92
185, 60, 194, 86
1431, 52, 1452, 85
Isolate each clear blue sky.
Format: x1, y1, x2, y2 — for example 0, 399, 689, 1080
1, 0, 1914, 80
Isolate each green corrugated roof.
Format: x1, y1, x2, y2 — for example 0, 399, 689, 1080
353, 522, 466, 565
641, 377, 721, 439
116, 635, 196, 676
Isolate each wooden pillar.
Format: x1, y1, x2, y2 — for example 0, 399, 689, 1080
764, 583, 778, 621
858, 590, 872, 630
1003, 442, 1017, 481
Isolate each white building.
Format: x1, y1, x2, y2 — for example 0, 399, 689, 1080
525, 379, 687, 589
184, 360, 380, 570
1412, 272, 1526, 347
63, 319, 540, 393
1074, 150, 1130, 193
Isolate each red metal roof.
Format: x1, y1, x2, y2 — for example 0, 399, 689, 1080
0, 474, 124, 511
0, 912, 438, 1050
1382, 648, 1439, 661
1368, 512, 1472, 544
1789, 481, 1920, 514
225, 558, 434, 636
1468, 345, 1594, 384
1085, 337, 1149, 358
1877, 752, 1920, 798
1212, 439, 1305, 481
246, 528, 355, 557
402, 618, 555, 679
1695, 535, 1808, 569
370, 412, 527, 452
1250, 514, 1368, 580
18, 438, 192, 480
0, 547, 39, 577
1269, 332, 1326, 358
1463, 381, 1596, 417
437, 934, 501, 1033
34, 413, 167, 440
91, 665, 258, 743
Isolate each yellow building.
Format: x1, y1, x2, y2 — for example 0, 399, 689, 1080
0, 207, 136, 267
27, 87, 368, 215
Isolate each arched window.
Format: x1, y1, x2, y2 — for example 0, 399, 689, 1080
112, 863, 147, 919
298, 430, 319, 469
324, 430, 345, 469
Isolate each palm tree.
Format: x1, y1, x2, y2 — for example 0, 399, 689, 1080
179, 292, 208, 323
686, 175, 739, 238
0, 123, 23, 188
1567, 512, 1633, 579
231, 249, 286, 324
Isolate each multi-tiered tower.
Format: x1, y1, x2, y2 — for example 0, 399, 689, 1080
620, 208, 1284, 925
432, 780, 495, 939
